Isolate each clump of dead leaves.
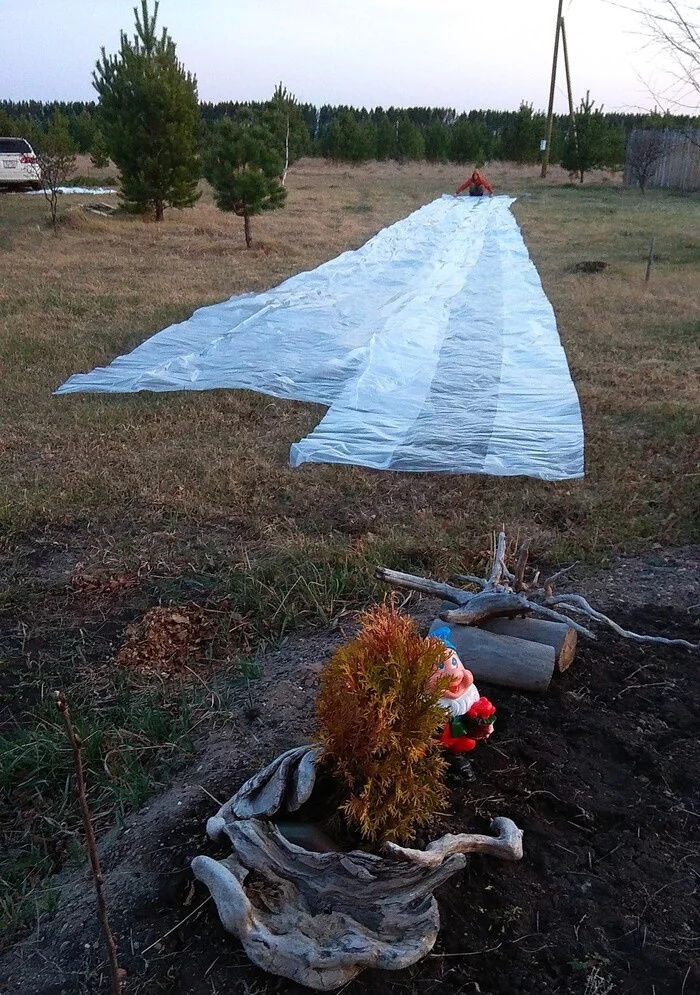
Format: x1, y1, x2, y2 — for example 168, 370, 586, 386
70, 563, 142, 594
115, 606, 225, 678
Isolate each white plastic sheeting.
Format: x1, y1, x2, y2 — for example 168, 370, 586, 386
22, 187, 117, 195
56, 195, 584, 480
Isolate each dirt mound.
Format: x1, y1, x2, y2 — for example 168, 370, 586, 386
1, 551, 698, 995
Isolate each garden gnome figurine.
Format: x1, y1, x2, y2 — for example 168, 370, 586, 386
430, 626, 496, 780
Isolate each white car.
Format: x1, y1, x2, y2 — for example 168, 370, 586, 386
0, 137, 41, 189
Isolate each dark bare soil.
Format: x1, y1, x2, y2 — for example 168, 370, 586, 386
1, 549, 699, 995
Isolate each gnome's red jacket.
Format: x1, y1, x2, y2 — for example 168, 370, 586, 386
455, 170, 494, 195
438, 696, 496, 753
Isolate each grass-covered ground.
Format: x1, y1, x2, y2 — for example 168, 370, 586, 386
0, 159, 698, 947
2, 160, 698, 567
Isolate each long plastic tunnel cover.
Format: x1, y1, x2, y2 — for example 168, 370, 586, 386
56, 195, 584, 480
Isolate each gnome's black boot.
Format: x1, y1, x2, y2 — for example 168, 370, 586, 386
448, 753, 475, 782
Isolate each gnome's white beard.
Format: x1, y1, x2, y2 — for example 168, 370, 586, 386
438, 682, 480, 718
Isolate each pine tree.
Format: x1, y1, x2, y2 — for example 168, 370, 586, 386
0, 108, 13, 136
396, 113, 424, 160
318, 116, 344, 159
93, 1, 200, 220
449, 116, 493, 164
318, 110, 375, 162
265, 82, 311, 184
13, 114, 44, 153
499, 102, 543, 164
562, 92, 624, 182
206, 119, 287, 248
89, 128, 110, 170
70, 110, 98, 154
424, 120, 450, 162
374, 110, 397, 160
354, 116, 378, 162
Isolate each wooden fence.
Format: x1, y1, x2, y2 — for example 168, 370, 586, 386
624, 129, 700, 193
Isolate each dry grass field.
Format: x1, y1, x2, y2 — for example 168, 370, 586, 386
2, 159, 698, 577
0, 159, 698, 948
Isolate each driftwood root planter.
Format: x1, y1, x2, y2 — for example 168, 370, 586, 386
192, 746, 523, 990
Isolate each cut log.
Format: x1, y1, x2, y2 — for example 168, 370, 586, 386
480, 617, 578, 672
429, 618, 555, 692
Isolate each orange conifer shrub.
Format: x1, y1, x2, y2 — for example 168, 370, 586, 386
315, 601, 451, 845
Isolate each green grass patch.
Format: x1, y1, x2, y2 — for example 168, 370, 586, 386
342, 202, 374, 213
0, 660, 251, 945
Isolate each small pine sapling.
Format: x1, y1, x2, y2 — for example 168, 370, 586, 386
206, 119, 287, 247
90, 128, 110, 170
561, 91, 624, 183
315, 602, 451, 845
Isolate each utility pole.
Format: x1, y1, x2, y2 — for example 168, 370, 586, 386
541, 0, 565, 178
560, 16, 577, 151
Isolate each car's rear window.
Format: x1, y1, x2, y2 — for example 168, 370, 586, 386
0, 138, 32, 154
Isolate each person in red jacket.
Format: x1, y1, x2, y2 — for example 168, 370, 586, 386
455, 169, 494, 197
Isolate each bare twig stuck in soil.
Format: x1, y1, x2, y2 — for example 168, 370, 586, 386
54, 691, 123, 995
377, 531, 699, 651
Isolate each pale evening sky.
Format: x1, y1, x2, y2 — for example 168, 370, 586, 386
0, 0, 671, 114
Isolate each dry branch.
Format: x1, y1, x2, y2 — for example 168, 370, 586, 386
452, 573, 488, 590
377, 530, 699, 651
439, 590, 596, 638
55, 692, 122, 995
514, 541, 530, 592
375, 568, 472, 605
488, 531, 507, 586
439, 591, 526, 624
546, 594, 699, 650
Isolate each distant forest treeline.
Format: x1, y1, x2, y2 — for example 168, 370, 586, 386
1, 98, 697, 167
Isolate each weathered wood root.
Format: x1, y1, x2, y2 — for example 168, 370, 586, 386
206, 744, 323, 839
383, 817, 523, 868
192, 818, 467, 991
439, 591, 596, 638
375, 567, 471, 605
546, 594, 700, 651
